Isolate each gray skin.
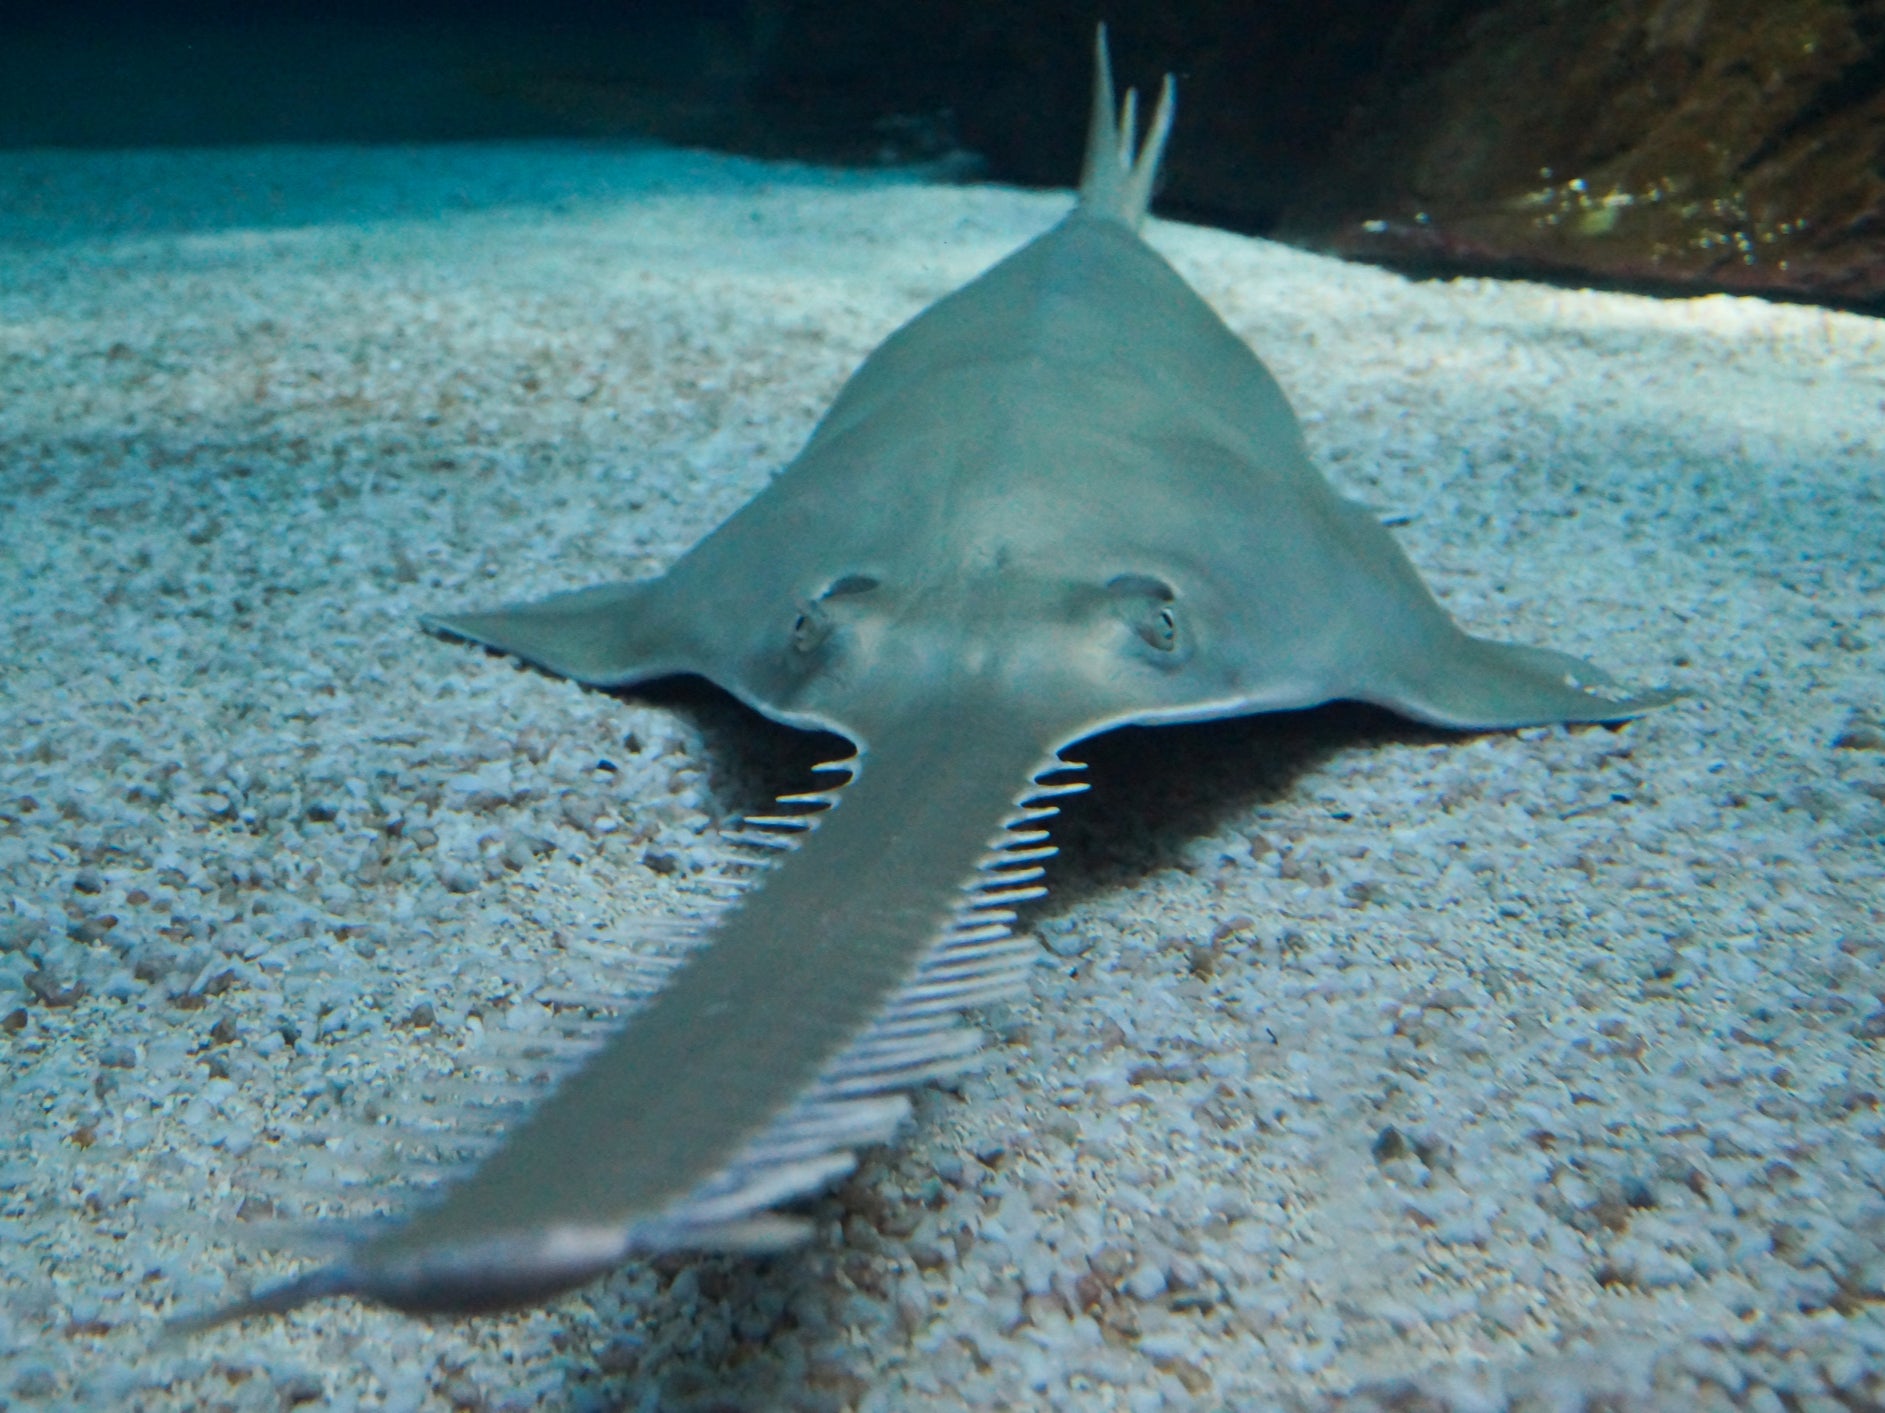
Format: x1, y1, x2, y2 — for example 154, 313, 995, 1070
181, 29, 1672, 1330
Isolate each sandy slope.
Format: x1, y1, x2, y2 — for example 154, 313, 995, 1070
1, 141, 1882, 1411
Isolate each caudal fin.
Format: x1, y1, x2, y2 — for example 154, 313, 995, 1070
1077, 24, 1175, 231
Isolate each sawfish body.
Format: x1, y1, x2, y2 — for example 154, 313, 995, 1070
185, 30, 1671, 1326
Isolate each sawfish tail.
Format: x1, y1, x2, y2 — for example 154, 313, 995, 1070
1078, 24, 1175, 232
176, 695, 1081, 1327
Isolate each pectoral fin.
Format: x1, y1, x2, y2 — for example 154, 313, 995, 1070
424, 578, 694, 687
1366, 628, 1682, 730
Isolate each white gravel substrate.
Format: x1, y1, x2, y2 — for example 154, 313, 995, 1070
1, 141, 1882, 1412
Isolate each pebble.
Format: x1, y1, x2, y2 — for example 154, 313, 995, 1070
1038, 919, 1092, 958
9, 1365, 57, 1400
1124, 1261, 1167, 1301
437, 862, 481, 894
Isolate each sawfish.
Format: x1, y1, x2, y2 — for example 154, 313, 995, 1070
184, 28, 1671, 1327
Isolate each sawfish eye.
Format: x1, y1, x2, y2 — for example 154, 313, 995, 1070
791, 574, 879, 654
790, 602, 831, 653
1144, 604, 1178, 652
1106, 573, 1182, 654
792, 573, 880, 653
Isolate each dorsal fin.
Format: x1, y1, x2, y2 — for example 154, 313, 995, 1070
1077, 23, 1175, 231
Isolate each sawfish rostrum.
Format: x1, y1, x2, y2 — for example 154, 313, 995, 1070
186, 29, 1672, 1327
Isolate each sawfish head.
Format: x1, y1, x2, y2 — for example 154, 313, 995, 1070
425, 46, 1671, 760
426, 262, 1673, 759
